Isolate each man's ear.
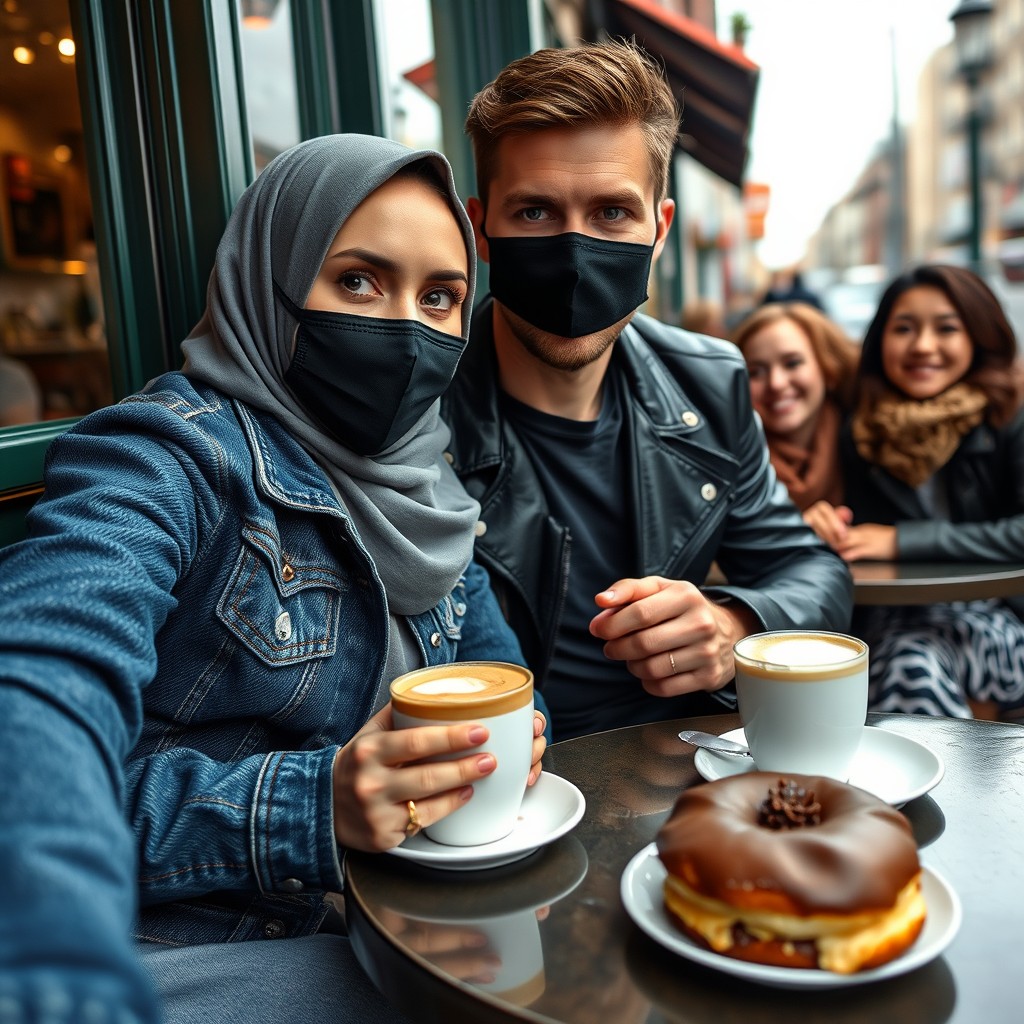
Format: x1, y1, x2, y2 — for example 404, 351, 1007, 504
467, 196, 490, 263
651, 198, 676, 263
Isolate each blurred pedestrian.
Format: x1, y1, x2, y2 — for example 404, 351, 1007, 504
760, 267, 824, 310
681, 297, 726, 338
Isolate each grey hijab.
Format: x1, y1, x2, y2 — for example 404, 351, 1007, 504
181, 134, 478, 616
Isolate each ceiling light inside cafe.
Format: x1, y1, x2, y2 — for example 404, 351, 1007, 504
12, 44, 33, 64
57, 36, 74, 58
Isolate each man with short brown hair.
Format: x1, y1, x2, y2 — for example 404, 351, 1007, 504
443, 41, 852, 741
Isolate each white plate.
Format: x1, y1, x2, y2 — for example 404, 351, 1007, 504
620, 843, 961, 990
694, 726, 944, 806
386, 772, 586, 871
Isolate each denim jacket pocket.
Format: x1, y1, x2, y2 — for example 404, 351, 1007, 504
217, 522, 347, 665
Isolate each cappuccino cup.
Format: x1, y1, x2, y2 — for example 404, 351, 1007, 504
390, 661, 534, 846
733, 631, 868, 781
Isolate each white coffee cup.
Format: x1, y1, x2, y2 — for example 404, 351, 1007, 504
390, 661, 534, 847
733, 631, 868, 781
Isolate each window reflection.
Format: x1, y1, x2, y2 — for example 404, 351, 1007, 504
238, 0, 300, 173
0, 0, 109, 427
375, 0, 442, 150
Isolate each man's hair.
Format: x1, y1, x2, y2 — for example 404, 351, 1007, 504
464, 40, 680, 205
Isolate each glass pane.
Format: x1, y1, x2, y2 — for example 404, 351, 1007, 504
238, 0, 301, 174
0, 0, 110, 427
375, 0, 442, 150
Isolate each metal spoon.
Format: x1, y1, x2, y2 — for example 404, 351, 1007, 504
677, 729, 752, 758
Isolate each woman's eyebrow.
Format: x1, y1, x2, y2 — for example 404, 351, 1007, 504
325, 248, 467, 285
326, 246, 398, 271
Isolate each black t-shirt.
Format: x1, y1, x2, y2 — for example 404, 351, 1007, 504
501, 368, 723, 740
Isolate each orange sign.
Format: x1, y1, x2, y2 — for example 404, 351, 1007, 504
744, 182, 770, 240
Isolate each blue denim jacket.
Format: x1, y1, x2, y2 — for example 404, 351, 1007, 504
0, 371, 526, 951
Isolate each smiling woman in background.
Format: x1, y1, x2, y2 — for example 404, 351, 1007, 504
731, 301, 859, 529
837, 265, 1024, 718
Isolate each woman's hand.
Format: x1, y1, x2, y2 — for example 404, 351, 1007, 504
332, 705, 496, 852
528, 710, 547, 786
802, 501, 854, 549
835, 523, 898, 562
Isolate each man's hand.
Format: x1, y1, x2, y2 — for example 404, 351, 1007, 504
589, 576, 758, 697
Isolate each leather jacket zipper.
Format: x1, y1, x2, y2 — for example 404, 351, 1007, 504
540, 527, 572, 687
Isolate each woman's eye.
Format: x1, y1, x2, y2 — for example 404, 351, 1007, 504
339, 272, 374, 296
422, 288, 456, 312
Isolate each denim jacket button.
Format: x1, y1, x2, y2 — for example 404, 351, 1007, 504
263, 919, 286, 939
274, 612, 292, 641
454, 602, 466, 617
281, 562, 295, 582
280, 877, 304, 893
430, 632, 442, 648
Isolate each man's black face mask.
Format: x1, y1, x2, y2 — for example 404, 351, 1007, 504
484, 230, 656, 338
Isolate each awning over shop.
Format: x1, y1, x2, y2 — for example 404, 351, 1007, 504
598, 0, 759, 188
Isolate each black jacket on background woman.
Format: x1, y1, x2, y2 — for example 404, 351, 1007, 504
841, 408, 1024, 620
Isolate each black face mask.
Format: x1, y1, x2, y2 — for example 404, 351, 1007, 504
275, 282, 465, 457
485, 231, 654, 338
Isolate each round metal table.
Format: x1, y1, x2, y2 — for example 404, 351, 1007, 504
851, 561, 1024, 605
346, 712, 1024, 1023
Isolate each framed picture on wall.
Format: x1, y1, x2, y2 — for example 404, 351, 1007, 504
0, 153, 70, 272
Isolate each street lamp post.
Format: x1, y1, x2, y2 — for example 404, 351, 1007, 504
950, 0, 995, 270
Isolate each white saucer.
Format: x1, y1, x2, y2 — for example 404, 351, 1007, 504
620, 843, 961, 990
694, 726, 944, 806
386, 772, 586, 871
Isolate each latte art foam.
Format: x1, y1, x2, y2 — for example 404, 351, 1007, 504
412, 677, 491, 696
390, 662, 533, 720
734, 632, 867, 683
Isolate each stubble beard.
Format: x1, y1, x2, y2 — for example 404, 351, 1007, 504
497, 304, 634, 372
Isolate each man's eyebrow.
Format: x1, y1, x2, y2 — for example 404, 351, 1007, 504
498, 188, 646, 210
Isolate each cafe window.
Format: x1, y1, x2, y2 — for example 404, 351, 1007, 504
238, 0, 301, 172
375, 0, 442, 152
0, 0, 108, 427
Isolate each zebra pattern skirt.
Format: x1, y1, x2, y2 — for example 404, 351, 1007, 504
854, 600, 1024, 718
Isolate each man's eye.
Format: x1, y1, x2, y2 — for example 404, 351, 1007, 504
600, 207, 627, 221
520, 208, 549, 221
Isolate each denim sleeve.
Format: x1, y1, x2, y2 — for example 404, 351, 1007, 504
454, 557, 527, 665
0, 682, 160, 1023
127, 744, 342, 905
454, 558, 552, 738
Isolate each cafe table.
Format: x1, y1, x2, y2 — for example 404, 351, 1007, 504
851, 560, 1024, 606
346, 712, 1024, 1024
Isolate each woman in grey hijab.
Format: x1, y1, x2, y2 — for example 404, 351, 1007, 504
0, 135, 544, 1022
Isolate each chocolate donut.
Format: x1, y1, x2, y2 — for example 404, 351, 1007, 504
656, 773, 926, 973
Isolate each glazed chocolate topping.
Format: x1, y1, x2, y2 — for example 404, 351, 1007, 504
759, 778, 822, 829
656, 772, 920, 916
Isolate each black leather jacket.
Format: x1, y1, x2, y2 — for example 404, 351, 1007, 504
441, 300, 854, 688
841, 408, 1024, 618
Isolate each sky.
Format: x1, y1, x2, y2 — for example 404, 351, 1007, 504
715, 0, 956, 266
